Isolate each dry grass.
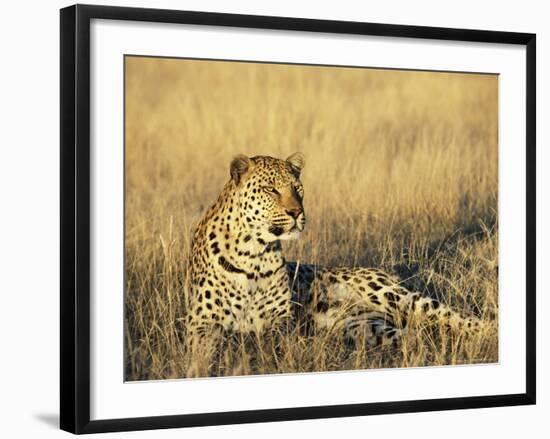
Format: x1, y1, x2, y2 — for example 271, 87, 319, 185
124, 56, 498, 381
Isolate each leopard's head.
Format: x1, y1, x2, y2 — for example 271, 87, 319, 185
230, 153, 306, 242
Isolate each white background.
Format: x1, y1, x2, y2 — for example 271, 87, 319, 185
91, 19, 526, 420
0, 0, 546, 438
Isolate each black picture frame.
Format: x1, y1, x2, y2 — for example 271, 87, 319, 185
60, 4, 536, 434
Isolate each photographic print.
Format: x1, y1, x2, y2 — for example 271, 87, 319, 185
124, 56, 499, 381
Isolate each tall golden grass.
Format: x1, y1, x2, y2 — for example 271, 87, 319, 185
124, 56, 498, 380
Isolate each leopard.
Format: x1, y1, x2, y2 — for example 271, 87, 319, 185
186, 152, 490, 351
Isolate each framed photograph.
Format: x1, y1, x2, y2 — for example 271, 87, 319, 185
60, 4, 536, 434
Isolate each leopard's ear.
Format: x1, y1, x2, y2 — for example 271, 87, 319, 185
286, 152, 305, 173
230, 155, 253, 185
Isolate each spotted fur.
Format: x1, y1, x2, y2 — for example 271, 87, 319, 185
287, 262, 485, 347
186, 153, 488, 349
187, 153, 305, 340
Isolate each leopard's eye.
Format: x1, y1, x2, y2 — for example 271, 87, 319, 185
263, 186, 279, 195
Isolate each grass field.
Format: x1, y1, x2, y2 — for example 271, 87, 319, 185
124, 56, 498, 381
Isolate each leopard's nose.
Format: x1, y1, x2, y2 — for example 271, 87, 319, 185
285, 208, 302, 219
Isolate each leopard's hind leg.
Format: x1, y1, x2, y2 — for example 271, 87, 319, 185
345, 315, 405, 348
301, 276, 406, 348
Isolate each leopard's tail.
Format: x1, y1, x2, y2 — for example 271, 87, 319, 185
396, 291, 494, 337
